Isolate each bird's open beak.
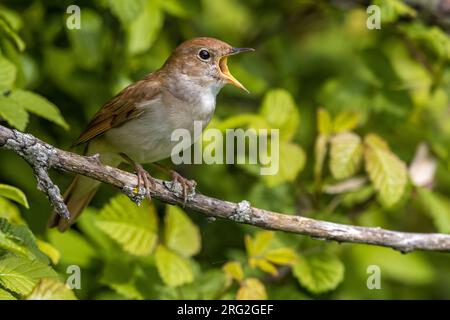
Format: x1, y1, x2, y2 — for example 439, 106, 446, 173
219, 47, 254, 93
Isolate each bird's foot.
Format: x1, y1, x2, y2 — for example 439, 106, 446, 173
170, 170, 196, 206
134, 163, 155, 201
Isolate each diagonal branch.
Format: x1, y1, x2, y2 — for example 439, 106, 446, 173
1, 124, 450, 253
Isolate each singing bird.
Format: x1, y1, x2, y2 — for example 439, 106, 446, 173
48, 37, 254, 231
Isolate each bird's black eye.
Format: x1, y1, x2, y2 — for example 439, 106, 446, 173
198, 49, 210, 61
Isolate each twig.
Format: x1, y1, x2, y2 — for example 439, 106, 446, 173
1, 125, 450, 253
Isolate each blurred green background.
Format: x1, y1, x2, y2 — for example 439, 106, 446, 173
0, 0, 450, 300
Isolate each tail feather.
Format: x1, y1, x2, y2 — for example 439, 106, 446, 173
47, 175, 100, 232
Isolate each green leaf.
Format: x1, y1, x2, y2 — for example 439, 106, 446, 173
329, 132, 363, 179
0, 255, 57, 295
333, 111, 361, 133
155, 245, 194, 287
265, 248, 298, 265
9, 90, 69, 130
127, 0, 163, 55
109, 0, 146, 25
27, 278, 77, 300
317, 108, 333, 135
0, 55, 16, 90
0, 287, 16, 300
374, 0, 416, 23
96, 194, 158, 256
293, 252, 344, 294
222, 261, 244, 283
0, 218, 49, 262
0, 197, 24, 224
352, 245, 434, 285
0, 96, 28, 130
245, 231, 274, 258
262, 141, 306, 187
0, 16, 25, 51
36, 240, 60, 265
164, 205, 201, 258
364, 134, 408, 207
0, 184, 28, 208
47, 229, 96, 267
260, 89, 300, 141
417, 188, 450, 233
236, 278, 267, 300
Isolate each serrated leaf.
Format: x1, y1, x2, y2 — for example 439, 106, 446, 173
317, 108, 333, 135
262, 141, 306, 187
164, 205, 201, 258
245, 231, 274, 258
222, 261, 244, 283
0, 96, 28, 130
260, 89, 300, 141
0, 218, 48, 262
96, 195, 158, 256
27, 278, 77, 300
293, 252, 344, 294
417, 188, 450, 233
329, 132, 363, 179
236, 278, 267, 300
0, 256, 57, 295
265, 248, 298, 265
127, 0, 162, 55
0, 55, 16, 90
9, 90, 68, 130
0, 287, 16, 300
333, 111, 361, 133
364, 134, 408, 207
0, 184, 28, 208
155, 245, 194, 287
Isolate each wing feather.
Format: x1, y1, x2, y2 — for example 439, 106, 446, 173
73, 74, 162, 146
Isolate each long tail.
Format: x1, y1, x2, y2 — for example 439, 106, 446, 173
47, 175, 100, 232
48, 141, 122, 232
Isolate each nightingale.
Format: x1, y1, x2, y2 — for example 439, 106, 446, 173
48, 37, 254, 231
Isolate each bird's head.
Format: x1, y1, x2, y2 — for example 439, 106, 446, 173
163, 37, 254, 93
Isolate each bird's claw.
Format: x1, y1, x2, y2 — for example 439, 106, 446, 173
170, 171, 196, 206
134, 163, 155, 201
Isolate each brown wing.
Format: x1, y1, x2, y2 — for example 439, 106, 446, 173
73, 74, 162, 146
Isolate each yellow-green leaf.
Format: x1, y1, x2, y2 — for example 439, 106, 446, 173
0, 184, 29, 208
314, 134, 328, 183
329, 132, 363, 179
164, 205, 201, 258
27, 278, 77, 300
333, 111, 361, 133
0, 55, 16, 90
96, 194, 158, 256
293, 252, 344, 294
260, 89, 300, 141
265, 247, 298, 265
222, 261, 244, 282
0, 288, 16, 300
236, 278, 267, 300
417, 188, 450, 234
364, 134, 408, 207
155, 245, 194, 287
262, 141, 306, 187
245, 231, 273, 258
36, 240, 60, 265
317, 108, 333, 135
0, 96, 28, 130
0, 256, 58, 296
252, 258, 278, 276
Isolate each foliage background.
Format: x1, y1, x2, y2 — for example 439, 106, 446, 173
0, 0, 450, 299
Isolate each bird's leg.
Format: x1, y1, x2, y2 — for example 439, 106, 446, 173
120, 153, 154, 200
152, 162, 196, 205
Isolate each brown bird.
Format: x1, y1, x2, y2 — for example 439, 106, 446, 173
48, 37, 254, 231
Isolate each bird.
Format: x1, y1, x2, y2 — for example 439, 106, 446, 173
48, 37, 254, 231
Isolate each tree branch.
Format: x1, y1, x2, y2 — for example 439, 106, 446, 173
1, 125, 450, 253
